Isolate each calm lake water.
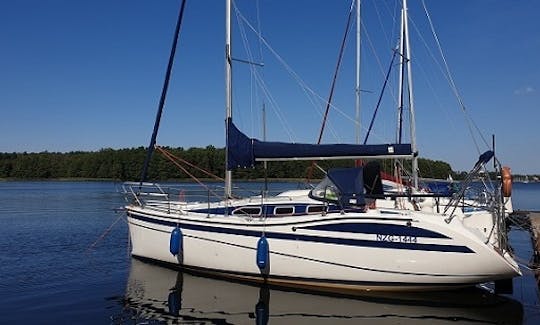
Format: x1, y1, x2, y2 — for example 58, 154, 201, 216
0, 181, 539, 324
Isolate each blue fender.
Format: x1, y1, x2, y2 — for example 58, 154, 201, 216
256, 236, 269, 270
169, 227, 182, 256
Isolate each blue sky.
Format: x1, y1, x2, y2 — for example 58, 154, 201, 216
1, 0, 538, 173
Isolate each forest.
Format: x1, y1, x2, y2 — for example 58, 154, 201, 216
0, 146, 456, 181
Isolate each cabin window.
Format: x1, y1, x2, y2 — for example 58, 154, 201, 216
306, 205, 326, 214
274, 206, 294, 216
232, 206, 261, 216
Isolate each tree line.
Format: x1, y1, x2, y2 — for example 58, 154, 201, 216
0, 146, 455, 181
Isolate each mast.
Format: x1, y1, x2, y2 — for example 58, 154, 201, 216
224, 0, 233, 198
355, 0, 361, 144
395, 0, 406, 186
396, 4, 405, 144
403, 0, 418, 188
139, 0, 187, 187
397, 0, 418, 188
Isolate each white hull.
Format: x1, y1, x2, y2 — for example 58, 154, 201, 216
126, 195, 520, 292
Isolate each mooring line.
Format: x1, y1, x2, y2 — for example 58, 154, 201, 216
86, 212, 124, 252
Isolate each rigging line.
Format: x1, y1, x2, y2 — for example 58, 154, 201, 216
234, 9, 355, 139
255, 0, 266, 140
316, 0, 356, 144
234, 3, 260, 136
159, 145, 258, 196
371, 0, 400, 101
375, 0, 400, 46
364, 51, 398, 144
254, 61, 335, 141
237, 4, 316, 144
370, 0, 393, 49
157, 147, 222, 200
248, 52, 341, 142
236, 4, 341, 143
139, 0, 188, 186
407, 16, 482, 154
255, 67, 341, 142
370, 0, 401, 127
155, 146, 224, 181
240, 14, 256, 136
250, 69, 297, 141
86, 213, 124, 252
234, 5, 295, 139
421, 0, 490, 152
237, 4, 392, 143
159, 147, 260, 197
233, 5, 296, 141
255, 0, 265, 64
307, 0, 356, 182
408, 19, 452, 89
410, 37, 460, 140
361, 18, 399, 111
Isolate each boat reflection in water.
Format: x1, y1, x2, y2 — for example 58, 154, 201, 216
116, 258, 523, 324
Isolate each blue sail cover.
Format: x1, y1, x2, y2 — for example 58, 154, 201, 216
227, 120, 413, 169
474, 150, 494, 168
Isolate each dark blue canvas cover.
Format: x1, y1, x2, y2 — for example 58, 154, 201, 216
327, 167, 365, 207
227, 120, 413, 169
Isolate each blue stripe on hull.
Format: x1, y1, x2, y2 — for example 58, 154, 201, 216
127, 212, 473, 253
298, 222, 449, 238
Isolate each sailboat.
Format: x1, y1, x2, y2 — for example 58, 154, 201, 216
123, 0, 520, 292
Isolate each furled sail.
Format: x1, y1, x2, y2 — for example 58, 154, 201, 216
227, 120, 413, 169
